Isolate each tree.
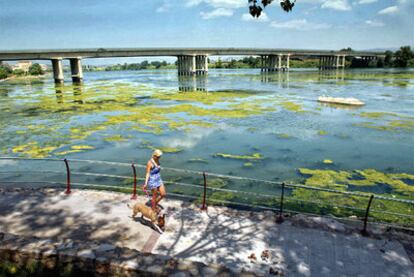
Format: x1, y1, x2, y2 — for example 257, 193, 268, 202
249, 0, 296, 18
0, 64, 12, 79
215, 58, 223, 69
28, 63, 44, 75
384, 50, 393, 67
13, 69, 25, 76
394, 46, 413, 68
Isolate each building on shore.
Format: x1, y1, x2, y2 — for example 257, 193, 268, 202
12, 61, 32, 72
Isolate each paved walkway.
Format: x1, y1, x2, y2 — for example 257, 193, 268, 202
0, 187, 412, 276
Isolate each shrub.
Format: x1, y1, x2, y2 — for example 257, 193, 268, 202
28, 63, 44, 75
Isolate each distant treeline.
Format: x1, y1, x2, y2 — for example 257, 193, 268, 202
380, 46, 414, 68
209, 56, 320, 69
0, 63, 44, 80
84, 60, 175, 71
341, 46, 414, 68
84, 57, 320, 72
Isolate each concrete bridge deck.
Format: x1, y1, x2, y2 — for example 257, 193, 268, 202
0, 48, 385, 83
0, 186, 412, 276
0, 47, 385, 60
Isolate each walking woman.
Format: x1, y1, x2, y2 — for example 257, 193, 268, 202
143, 149, 166, 212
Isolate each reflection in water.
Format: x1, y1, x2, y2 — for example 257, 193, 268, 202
261, 72, 290, 88
0, 86, 12, 97
318, 102, 363, 111
54, 83, 84, 104
54, 84, 63, 104
178, 75, 207, 92
73, 84, 84, 104
318, 69, 345, 82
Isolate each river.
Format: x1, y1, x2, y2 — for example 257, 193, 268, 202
0, 68, 413, 218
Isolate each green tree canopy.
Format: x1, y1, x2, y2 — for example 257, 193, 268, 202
249, 0, 296, 17
0, 64, 13, 79
384, 50, 393, 67
28, 63, 44, 75
393, 46, 413, 68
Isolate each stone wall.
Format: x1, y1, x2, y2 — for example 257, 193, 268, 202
0, 232, 256, 276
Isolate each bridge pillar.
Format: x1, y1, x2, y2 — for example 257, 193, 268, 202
177, 55, 197, 76
261, 54, 290, 72
319, 55, 342, 70
69, 58, 83, 83
195, 55, 208, 75
286, 54, 290, 71
51, 58, 64, 83
278, 55, 282, 71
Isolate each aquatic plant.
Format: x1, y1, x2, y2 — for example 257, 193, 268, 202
323, 159, 333, 164
71, 145, 95, 150
12, 141, 60, 158
279, 101, 304, 113
277, 133, 291, 139
358, 112, 399, 119
214, 152, 264, 160
103, 134, 129, 142
188, 158, 208, 164
299, 168, 414, 197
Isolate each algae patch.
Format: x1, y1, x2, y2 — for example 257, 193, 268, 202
214, 152, 263, 161
298, 168, 414, 197
279, 101, 304, 113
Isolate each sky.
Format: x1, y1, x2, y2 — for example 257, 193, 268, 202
0, 0, 413, 52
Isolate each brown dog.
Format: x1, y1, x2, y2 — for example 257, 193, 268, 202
127, 203, 165, 233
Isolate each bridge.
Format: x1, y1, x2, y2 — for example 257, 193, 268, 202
0, 48, 385, 83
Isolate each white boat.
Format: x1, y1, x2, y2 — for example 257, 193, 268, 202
318, 96, 365, 106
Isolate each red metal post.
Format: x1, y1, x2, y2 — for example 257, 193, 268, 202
64, 158, 71, 194
131, 163, 137, 200
201, 172, 207, 211
276, 182, 285, 224
361, 194, 374, 236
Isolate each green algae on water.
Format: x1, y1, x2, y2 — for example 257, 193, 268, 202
214, 152, 263, 161
279, 101, 304, 113
188, 158, 208, 164
299, 168, 414, 197
71, 145, 95, 150
103, 134, 129, 142
277, 133, 291, 139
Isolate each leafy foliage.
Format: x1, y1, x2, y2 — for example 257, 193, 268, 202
28, 63, 44, 75
394, 46, 414, 68
248, 0, 296, 17
0, 64, 12, 79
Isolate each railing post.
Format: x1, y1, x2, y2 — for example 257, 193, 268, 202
361, 194, 374, 236
201, 172, 207, 211
131, 163, 137, 200
64, 158, 71, 194
276, 182, 285, 223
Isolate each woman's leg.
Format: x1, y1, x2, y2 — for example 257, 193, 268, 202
156, 184, 166, 205
151, 188, 158, 211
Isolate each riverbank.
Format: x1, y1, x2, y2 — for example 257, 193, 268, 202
0, 74, 47, 83
0, 186, 412, 276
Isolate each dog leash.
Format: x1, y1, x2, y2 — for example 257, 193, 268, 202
142, 185, 150, 198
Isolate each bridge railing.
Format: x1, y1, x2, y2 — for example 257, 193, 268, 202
0, 156, 413, 232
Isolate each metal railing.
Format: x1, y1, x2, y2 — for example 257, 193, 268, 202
0, 156, 413, 234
